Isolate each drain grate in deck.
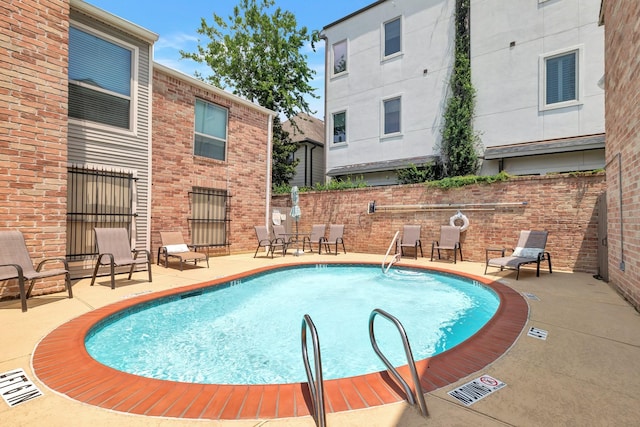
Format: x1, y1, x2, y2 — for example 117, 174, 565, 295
448, 375, 506, 406
523, 292, 540, 300
527, 327, 548, 340
0, 369, 43, 407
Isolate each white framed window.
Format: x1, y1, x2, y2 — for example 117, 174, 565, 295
383, 17, 402, 58
332, 40, 348, 75
332, 111, 347, 144
194, 99, 228, 161
382, 96, 402, 136
539, 46, 583, 111
68, 24, 136, 130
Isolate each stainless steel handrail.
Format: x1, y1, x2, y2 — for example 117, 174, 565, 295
369, 308, 429, 418
382, 231, 401, 273
301, 314, 326, 427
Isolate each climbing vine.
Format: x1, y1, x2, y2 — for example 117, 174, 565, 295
440, 0, 480, 177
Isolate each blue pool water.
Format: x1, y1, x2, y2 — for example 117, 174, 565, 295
85, 265, 499, 385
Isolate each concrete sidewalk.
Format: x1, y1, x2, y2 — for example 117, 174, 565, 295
1, 252, 639, 426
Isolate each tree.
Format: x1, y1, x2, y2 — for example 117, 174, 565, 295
440, 0, 480, 177
181, 0, 319, 186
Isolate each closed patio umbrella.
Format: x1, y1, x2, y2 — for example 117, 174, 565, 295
290, 186, 303, 256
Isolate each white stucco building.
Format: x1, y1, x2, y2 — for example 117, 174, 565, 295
321, 0, 604, 185
473, 0, 605, 175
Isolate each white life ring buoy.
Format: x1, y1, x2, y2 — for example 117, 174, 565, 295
450, 211, 470, 232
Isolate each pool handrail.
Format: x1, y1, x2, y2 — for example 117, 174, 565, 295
382, 231, 401, 273
301, 314, 326, 427
369, 308, 429, 418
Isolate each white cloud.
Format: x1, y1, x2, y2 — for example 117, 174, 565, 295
154, 32, 199, 51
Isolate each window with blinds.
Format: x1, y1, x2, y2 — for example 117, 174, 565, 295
66, 166, 136, 259
546, 51, 577, 105
189, 188, 230, 246
68, 25, 134, 129
194, 99, 228, 161
540, 47, 582, 111
383, 96, 401, 135
384, 17, 401, 58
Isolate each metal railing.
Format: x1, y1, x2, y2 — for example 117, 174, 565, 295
369, 308, 429, 418
382, 231, 401, 273
301, 314, 326, 427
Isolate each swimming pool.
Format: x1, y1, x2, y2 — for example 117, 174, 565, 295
85, 265, 499, 385
32, 261, 528, 420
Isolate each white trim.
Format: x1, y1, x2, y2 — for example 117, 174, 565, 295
265, 115, 274, 229
145, 42, 154, 251
71, 0, 158, 43
539, 45, 584, 112
154, 63, 276, 117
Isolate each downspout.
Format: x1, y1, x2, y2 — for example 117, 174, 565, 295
319, 31, 329, 184
265, 114, 274, 228
309, 144, 318, 186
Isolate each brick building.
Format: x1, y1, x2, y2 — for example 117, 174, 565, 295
1, 0, 274, 299
600, 0, 640, 310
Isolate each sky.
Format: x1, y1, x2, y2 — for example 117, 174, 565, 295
86, 0, 376, 120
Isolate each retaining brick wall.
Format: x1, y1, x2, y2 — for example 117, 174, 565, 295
0, 0, 69, 298
602, 0, 640, 310
273, 173, 606, 273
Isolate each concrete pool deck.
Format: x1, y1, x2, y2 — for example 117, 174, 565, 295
2, 252, 640, 426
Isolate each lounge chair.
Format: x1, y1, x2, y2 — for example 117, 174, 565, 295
254, 225, 287, 258
322, 224, 346, 255
485, 230, 552, 280
396, 225, 423, 259
0, 230, 73, 312
90, 228, 152, 289
302, 224, 326, 254
430, 225, 463, 264
158, 231, 209, 271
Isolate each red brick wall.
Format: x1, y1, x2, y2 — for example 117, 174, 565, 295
602, 0, 640, 310
0, 0, 69, 298
274, 173, 605, 272
151, 69, 272, 257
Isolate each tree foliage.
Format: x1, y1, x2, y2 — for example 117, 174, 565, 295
181, 0, 319, 186
396, 162, 444, 184
440, 0, 480, 177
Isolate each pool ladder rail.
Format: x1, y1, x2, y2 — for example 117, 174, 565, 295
301, 309, 428, 426
301, 314, 326, 427
369, 308, 429, 418
382, 231, 401, 273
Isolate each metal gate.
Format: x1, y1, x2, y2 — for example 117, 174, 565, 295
596, 192, 609, 281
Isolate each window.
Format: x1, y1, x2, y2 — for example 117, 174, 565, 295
540, 47, 582, 110
383, 97, 401, 135
68, 25, 134, 129
190, 187, 229, 246
66, 166, 135, 259
384, 18, 401, 57
333, 111, 346, 143
332, 40, 347, 74
194, 99, 228, 161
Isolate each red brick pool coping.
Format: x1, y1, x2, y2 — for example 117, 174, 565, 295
32, 262, 528, 420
